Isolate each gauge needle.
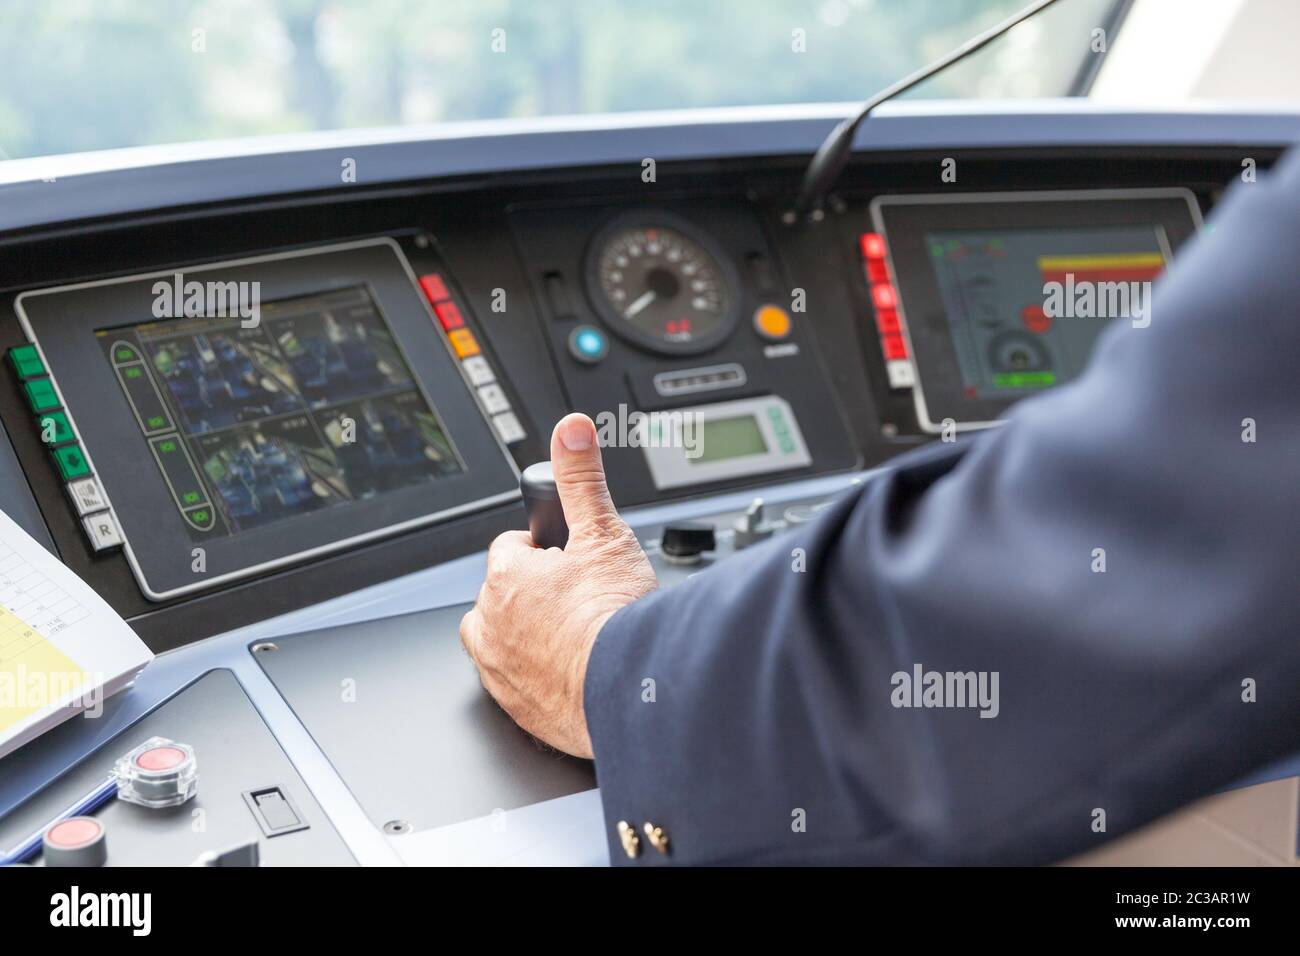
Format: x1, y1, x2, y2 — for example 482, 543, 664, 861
624, 290, 657, 319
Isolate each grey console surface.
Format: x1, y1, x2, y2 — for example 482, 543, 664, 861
0, 669, 355, 866
253, 603, 596, 833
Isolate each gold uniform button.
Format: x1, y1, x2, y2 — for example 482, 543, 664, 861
616, 820, 641, 859
643, 822, 670, 855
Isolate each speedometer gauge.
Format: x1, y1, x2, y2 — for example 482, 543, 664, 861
585, 213, 740, 355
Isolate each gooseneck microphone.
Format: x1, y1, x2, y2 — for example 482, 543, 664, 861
790, 0, 1065, 222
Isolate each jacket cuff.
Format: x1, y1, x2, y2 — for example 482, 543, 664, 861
582, 595, 670, 865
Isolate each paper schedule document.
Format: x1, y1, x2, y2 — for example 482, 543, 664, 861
0, 510, 153, 761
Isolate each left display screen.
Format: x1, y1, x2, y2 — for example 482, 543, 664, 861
97, 286, 464, 539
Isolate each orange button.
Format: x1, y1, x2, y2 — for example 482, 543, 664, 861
753, 304, 792, 341
448, 328, 480, 358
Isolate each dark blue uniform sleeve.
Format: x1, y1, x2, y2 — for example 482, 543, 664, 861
583, 150, 1300, 865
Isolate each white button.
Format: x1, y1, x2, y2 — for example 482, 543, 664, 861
477, 384, 511, 415
82, 512, 124, 552
492, 411, 526, 445
886, 360, 915, 389
461, 356, 495, 386
67, 477, 108, 517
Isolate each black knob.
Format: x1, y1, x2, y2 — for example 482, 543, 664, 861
660, 521, 716, 564
521, 461, 568, 549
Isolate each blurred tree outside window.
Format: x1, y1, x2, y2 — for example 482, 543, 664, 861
0, 0, 1124, 161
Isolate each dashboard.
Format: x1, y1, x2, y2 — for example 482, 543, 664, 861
1, 103, 1297, 866
0, 121, 1258, 646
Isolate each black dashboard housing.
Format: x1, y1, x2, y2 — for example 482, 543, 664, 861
0, 138, 1280, 651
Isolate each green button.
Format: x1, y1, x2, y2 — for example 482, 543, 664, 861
9, 345, 45, 380
184, 506, 215, 531
53, 444, 91, 480
36, 410, 75, 446
23, 377, 60, 412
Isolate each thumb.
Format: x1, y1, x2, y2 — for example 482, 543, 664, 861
551, 413, 622, 541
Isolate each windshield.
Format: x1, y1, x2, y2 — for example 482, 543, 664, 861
0, 0, 1293, 162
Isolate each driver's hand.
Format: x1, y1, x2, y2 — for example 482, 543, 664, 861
460, 413, 658, 758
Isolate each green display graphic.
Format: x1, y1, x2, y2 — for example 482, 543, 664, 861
994, 371, 1057, 389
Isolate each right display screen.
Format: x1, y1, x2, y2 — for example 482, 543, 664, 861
925, 224, 1167, 400
870, 190, 1200, 432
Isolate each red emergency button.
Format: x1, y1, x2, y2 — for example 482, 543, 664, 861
43, 816, 108, 867
47, 817, 102, 847
136, 745, 187, 771
418, 273, 450, 303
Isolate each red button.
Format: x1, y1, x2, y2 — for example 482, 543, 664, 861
1021, 304, 1051, 334
881, 332, 908, 360
865, 259, 889, 283
871, 283, 897, 310
47, 817, 102, 847
860, 232, 886, 260
136, 745, 187, 771
434, 300, 465, 330
418, 273, 450, 303
875, 307, 900, 334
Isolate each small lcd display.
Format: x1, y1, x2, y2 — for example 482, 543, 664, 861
98, 286, 463, 539
925, 225, 1168, 399
690, 415, 768, 465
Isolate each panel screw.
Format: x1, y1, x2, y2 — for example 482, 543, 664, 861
383, 819, 412, 835
251, 642, 278, 654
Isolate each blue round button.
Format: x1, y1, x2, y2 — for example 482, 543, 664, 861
568, 325, 609, 364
